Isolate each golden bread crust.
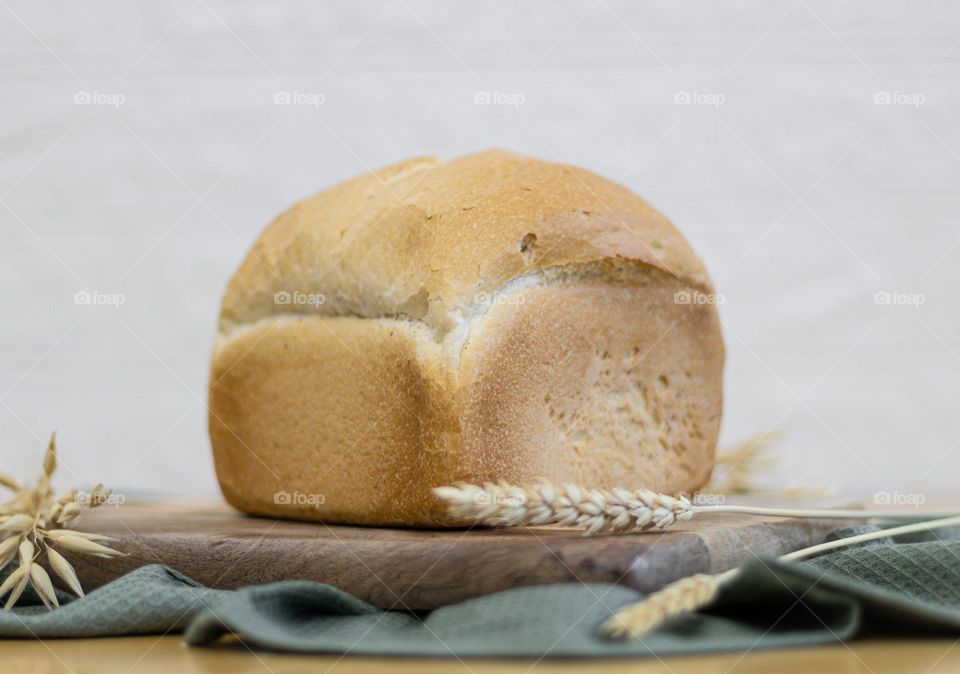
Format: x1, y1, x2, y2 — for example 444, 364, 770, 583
209, 150, 724, 526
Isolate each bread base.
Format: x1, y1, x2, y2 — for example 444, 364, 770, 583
209, 269, 723, 526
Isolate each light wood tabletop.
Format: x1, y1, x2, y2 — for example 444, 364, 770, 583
1, 636, 959, 673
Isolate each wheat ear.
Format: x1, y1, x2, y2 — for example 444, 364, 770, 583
434, 481, 956, 536
601, 572, 732, 639
601, 513, 960, 639
434, 481, 695, 535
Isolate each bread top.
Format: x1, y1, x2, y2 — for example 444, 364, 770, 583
217, 150, 713, 342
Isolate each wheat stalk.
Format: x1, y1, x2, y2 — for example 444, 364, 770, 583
0, 433, 124, 610
434, 480, 956, 536
601, 513, 960, 639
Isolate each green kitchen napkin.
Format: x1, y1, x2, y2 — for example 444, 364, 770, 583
1, 525, 959, 657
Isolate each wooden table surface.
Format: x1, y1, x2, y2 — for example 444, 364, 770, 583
2, 635, 959, 673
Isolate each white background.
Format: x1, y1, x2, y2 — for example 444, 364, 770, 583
1, 1, 957, 502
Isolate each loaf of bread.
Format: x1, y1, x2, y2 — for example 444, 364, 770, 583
209, 150, 724, 526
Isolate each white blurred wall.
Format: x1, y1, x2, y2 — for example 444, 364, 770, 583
1, 1, 957, 502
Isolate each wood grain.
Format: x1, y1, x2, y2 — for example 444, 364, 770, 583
59, 500, 848, 610
5, 636, 960, 674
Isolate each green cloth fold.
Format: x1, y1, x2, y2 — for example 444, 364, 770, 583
1, 526, 958, 657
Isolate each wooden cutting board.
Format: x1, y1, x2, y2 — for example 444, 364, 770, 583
64, 501, 845, 610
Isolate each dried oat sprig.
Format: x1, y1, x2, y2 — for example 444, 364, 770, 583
435, 480, 957, 536
0, 433, 124, 611
601, 513, 960, 640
